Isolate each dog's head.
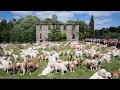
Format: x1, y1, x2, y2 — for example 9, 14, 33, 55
112, 73, 118, 78
98, 69, 107, 76
15, 63, 21, 70
104, 72, 112, 79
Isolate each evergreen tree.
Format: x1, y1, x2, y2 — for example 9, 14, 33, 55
89, 15, 95, 38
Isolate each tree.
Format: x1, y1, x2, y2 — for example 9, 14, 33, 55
10, 25, 22, 42
16, 18, 24, 24
12, 19, 17, 26
79, 32, 84, 40
4, 20, 13, 42
117, 26, 120, 33
95, 30, 100, 38
10, 15, 41, 43
0, 19, 7, 29
43, 18, 54, 23
52, 14, 58, 22
62, 33, 66, 40
89, 15, 95, 38
108, 27, 116, 32
6, 20, 14, 30
79, 21, 88, 34
48, 26, 66, 41
0, 19, 13, 42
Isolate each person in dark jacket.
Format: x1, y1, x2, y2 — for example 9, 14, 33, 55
117, 40, 120, 49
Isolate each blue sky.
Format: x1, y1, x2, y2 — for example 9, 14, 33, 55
0, 11, 120, 29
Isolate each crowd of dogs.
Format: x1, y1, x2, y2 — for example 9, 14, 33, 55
0, 40, 120, 79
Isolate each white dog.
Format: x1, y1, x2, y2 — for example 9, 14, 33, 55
75, 49, 82, 57
38, 63, 54, 76
89, 69, 111, 79
53, 62, 68, 75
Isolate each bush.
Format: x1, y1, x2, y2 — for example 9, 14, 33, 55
79, 33, 85, 40
100, 32, 120, 39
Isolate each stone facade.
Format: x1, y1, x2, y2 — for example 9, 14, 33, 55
36, 24, 79, 43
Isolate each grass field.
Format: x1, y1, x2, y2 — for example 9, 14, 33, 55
0, 42, 120, 79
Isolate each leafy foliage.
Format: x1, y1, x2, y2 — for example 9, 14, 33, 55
95, 26, 120, 39
0, 19, 13, 42
10, 15, 40, 43
48, 26, 66, 41
43, 18, 54, 24
79, 32, 85, 40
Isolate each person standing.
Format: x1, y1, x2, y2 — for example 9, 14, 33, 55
117, 40, 120, 49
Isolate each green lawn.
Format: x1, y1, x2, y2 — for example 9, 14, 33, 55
0, 43, 120, 79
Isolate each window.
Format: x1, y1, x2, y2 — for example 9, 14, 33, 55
72, 33, 75, 39
40, 33, 42, 39
72, 25, 75, 30
56, 25, 58, 30
56, 25, 60, 30
64, 25, 66, 30
58, 25, 60, 30
40, 25, 42, 30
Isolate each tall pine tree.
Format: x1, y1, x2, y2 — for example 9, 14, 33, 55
89, 15, 95, 38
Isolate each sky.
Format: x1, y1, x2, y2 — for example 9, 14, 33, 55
0, 11, 120, 29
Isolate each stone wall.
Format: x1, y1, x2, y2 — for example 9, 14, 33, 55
36, 24, 79, 43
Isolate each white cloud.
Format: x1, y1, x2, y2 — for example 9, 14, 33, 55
10, 11, 119, 22
71, 11, 120, 17
34, 11, 55, 19
11, 11, 33, 16
34, 11, 74, 22
94, 19, 112, 29
9, 11, 119, 29
13, 16, 21, 20
95, 19, 112, 25
85, 19, 112, 25
52, 11, 74, 22
85, 18, 112, 29
11, 11, 34, 21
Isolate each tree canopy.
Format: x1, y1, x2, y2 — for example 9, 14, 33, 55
10, 15, 41, 43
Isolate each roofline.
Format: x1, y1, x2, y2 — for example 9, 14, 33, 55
36, 23, 80, 25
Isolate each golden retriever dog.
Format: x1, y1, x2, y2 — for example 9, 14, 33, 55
67, 61, 75, 72
16, 44, 24, 49
16, 61, 28, 75
112, 68, 120, 78
7, 63, 17, 75
59, 51, 64, 56
94, 51, 101, 58
27, 60, 39, 75
38, 54, 45, 61
44, 55, 49, 61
